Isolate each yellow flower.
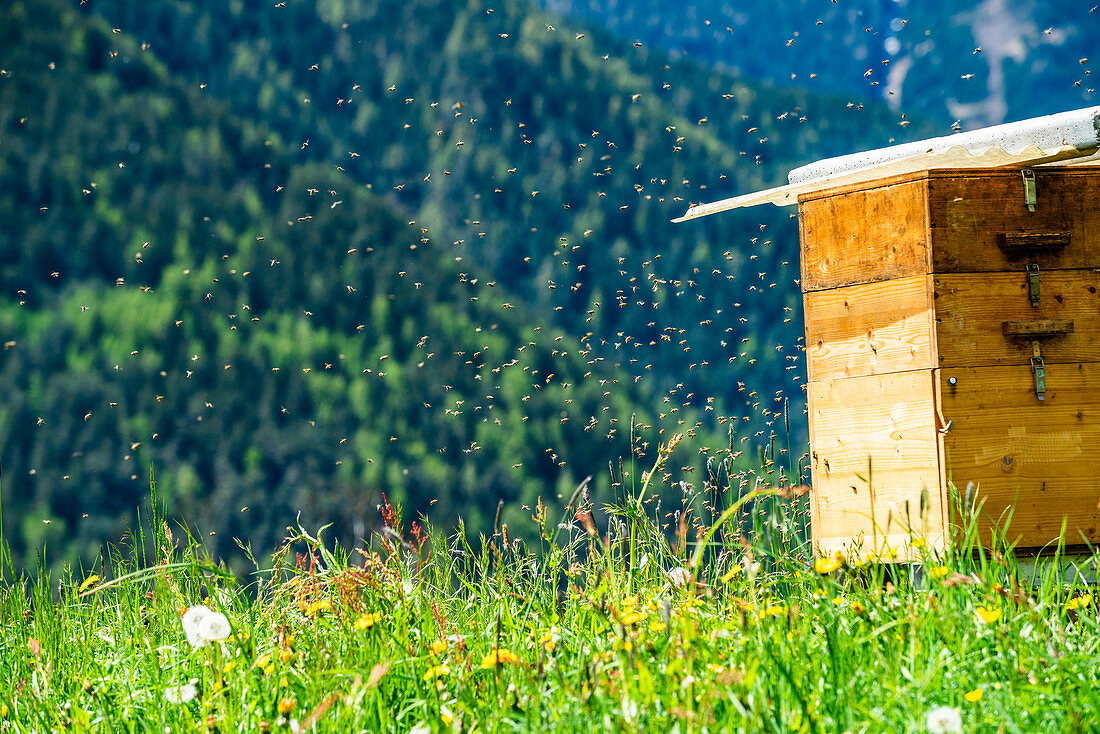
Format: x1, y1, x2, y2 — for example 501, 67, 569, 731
78, 575, 100, 594
430, 639, 448, 656
223, 660, 237, 674
279, 649, 295, 663
303, 599, 331, 617
480, 648, 521, 668
928, 566, 950, 580
253, 653, 272, 670
277, 697, 295, 716
850, 601, 866, 616
759, 604, 787, 619
423, 664, 450, 682
354, 612, 383, 630
814, 553, 844, 574
1066, 594, 1093, 611
975, 605, 1002, 624
648, 619, 666, 634
621, 611, 649, 626
720, 565, 742, 583
964, 688, 983, 703
537, 627, 559, 653
910, 536, 926, 549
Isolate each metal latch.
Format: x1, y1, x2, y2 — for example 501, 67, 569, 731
1030, 340, 1045, 401
1027, 263, 1040, 307
1022, 168, 1036, 212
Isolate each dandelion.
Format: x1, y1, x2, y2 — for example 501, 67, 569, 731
974, 605, 1002, 624
925, 705, 961, 733
1066, 594, 1093, 611
181, 606, 231, 648
928, 566, 950, 580
277, 698, 296, 716
77, 575, 100, 594
761, 603, 787, 618
429, 639, 448, 656
254, 653, 275, 675
440, 704, 456, 726
480, 648, 521, 668
720, 565, 742, 583
621, 610, 648, 626
814, 553, 844, 574
422, 664, 450, 682
354, 611, 383, 630
964, 688, 983, 702
198, 611, 232, 642
537, 627, 559, 653
164, 683, 199, 704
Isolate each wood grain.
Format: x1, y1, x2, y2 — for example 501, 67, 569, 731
1001, 320, 1074, 337
798, 179, 930, 292
1000, 231, 1071, 251
934, 271, 1100, 367
928, 167, 1100, 272
939, 363, 1100, 547
808, 370, 946, 554
804, 275, 936, 381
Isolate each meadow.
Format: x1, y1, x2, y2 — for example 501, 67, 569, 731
2, 438, 1098, 734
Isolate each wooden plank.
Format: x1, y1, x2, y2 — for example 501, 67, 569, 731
934, 270, 1100, 367
804, 275, 935, 381
1000, 231, 1071, 251
938, 363, 1100, 549
1001, 320, 1074, 337
816, 532, 946, 563
808, 371, 946, 555
952, 479, 1100, 551
798, 179, 930, 292
928, 168, 1100, 272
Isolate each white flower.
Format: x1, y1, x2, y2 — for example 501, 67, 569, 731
164, 683, 198, 704
180, 605, 231, 647
666, 567, 691, 588
181, 605, 211, 648
926, 705, 962, 733
198, 611, 231, 642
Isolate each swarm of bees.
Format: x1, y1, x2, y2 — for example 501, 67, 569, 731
7, 0, 1095, 552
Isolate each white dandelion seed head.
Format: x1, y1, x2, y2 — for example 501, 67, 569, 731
926, 705, 962, 733
198, 611, 231, 642
164, 683, 198, 704
181, 605, 211, 648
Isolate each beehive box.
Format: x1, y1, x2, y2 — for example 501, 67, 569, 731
800, 165, 1100, 559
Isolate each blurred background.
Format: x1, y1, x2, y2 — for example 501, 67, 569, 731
0, 0, 1094, 571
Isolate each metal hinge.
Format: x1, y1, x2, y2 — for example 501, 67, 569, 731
1030, 340, 1045, 401
1022, 168, 1037, 212
1027, 263, 1040, 307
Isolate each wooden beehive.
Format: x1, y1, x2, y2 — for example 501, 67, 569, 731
800, 165, 1100, 559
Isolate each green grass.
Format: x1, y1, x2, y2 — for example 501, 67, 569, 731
1, 451, 1099, 733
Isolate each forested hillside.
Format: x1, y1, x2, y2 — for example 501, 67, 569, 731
81, 0, 938, 434
542, 0, 1098, 129
1, 0, 932, 569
